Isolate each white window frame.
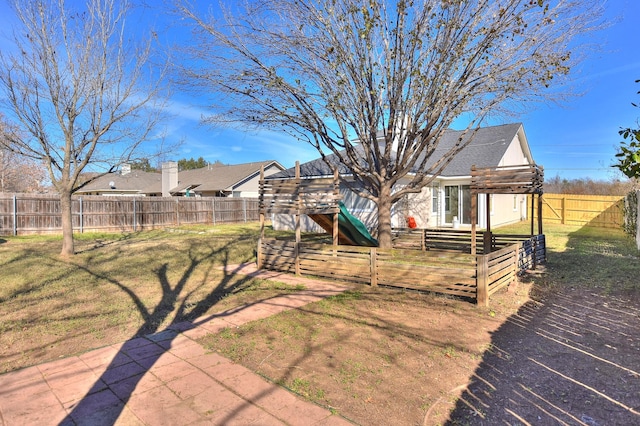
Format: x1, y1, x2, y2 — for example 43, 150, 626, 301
431, 185, 439, 214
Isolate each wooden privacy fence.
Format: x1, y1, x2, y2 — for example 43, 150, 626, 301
533, 193, 624, 229
0, 194, 259, 236
259, 233, 545, 306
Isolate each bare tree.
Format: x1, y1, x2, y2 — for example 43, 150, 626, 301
0, 149, 47, 193
0, 0, 165, 256
0, 114, 47, 192
178, 0, 602, 247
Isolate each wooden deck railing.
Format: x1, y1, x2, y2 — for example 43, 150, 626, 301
259, 233, 546, 306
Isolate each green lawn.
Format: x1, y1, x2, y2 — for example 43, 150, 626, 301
497, 221, 640, 294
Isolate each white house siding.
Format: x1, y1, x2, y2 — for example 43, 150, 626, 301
499, 131, 530, 168
489, 193, 527, 228
341, 186, 379, 229
271, 125, 536, 235
230, 164, 283, 198
401, 186, 432, 228
271, 213, 324, 232
489, 130, 530, 226
414, 131, 531, 230
271, 183, 378, 233
272, 181, 524, 233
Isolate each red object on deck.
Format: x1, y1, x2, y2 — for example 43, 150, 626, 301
407, 216, 417, 228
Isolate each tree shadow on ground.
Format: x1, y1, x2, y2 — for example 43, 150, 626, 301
58, 235, 278, 425
444, 228, 640, 425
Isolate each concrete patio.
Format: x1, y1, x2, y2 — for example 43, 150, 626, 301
0, 263, 354, 425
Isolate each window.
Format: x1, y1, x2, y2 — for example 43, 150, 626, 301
444, 185, 459, 224
431, 185, 439, 214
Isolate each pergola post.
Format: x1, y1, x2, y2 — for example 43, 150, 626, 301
257, 165, 265, 269
530, 194, 535, 236
537, 193, 543, 235
294, 161, 301, 276
483, 193, 492, 254
333, 169, 339, 246
470, 166, 477, 255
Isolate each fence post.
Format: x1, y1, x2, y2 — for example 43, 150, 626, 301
257, 238, 263, 269
531, 236, 538, 270
212, 198, 216, 225
483, 231, 493, 254
476, 254, 489, 307
243, 198, 247, 222
79, 197, 84, 234
370, 248, 378, 287
133, 198, 137, 232
175, 199, 179, 226
512, 244, 519, 284
294, 240, 300, 276
12, 194, 17, 236
538, 195, 543, 235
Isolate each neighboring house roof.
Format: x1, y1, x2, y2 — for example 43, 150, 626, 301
170, 160, 285, 194
77, 160, 285, 196
269, 123, 530, 179
76, 170, 162, 195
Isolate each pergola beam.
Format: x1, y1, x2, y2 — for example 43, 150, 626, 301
470, 164, 544, 255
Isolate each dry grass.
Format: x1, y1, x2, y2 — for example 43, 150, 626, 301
0, 223, 302, 373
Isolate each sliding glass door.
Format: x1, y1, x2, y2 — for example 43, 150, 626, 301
444, 185, 472, 225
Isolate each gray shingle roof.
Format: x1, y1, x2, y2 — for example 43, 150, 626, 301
77, 170, 161, 194
77, 160, 284, 195
171, 160, 283, 193
269, 123, 526, 179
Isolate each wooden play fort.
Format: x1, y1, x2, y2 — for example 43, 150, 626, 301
257, 162, 545, 306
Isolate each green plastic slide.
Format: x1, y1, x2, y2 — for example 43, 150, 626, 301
337, 202, 378, 247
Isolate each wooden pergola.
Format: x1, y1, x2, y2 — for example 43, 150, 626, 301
470, 164, 544, 255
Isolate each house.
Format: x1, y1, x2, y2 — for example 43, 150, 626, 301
269, 123, 535, 232
76, 164, 162, 196
77, 160, 285, 198
164, 160, 285, 197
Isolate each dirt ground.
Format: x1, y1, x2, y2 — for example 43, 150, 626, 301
447, 285, 640, 426
201, 274, 640, 425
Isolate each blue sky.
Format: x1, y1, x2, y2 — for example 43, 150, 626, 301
519, 0, 640, 181
1, 0, 639, 181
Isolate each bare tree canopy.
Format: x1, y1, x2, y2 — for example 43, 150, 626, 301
0, 114, 47, 192
0, 148, 47, 193
181, 0, 602, 247
0, 0, 166, 255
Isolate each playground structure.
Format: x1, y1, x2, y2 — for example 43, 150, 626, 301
257, 162, 545, 306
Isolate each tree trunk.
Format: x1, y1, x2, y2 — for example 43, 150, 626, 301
59, 190, 75, 257
377, 183, 393, 249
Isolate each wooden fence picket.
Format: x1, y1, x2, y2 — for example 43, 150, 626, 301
0, 194, 260, 235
